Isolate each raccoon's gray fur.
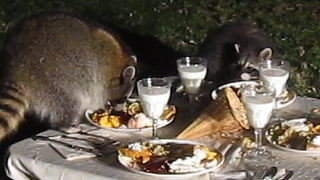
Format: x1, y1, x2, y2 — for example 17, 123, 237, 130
0, 12, 137, 141
197, 21, 277, 86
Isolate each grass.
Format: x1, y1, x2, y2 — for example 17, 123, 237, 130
0, 0, 319, 97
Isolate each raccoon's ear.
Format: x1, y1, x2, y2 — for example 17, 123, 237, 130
130, 55, 137, 64
259, 48, 273, 61
234, 43, 240, 54
122, 66, 136, 80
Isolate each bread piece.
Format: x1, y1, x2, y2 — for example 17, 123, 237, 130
225, 87, 249, 129
177, 112, 241, 139
176, 87, 248, 140
176, 89, 229, 139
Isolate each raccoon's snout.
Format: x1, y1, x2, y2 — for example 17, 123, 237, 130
239, 57, 252, 69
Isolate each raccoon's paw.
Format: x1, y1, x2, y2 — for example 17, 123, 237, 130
59, 126, 81, 134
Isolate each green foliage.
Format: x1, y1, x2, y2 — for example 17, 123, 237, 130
0, 0, 319, 97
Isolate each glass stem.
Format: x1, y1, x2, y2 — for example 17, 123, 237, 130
254, 128, 263, 151
152, 118, 158, 139
188, 94, 195, 103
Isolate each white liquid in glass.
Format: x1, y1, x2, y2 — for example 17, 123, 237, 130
139, 87, 170, 119
242, 95, 275, 129
260, 68, 289, 97
178, 65, 207, 94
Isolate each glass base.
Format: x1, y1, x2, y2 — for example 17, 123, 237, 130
244, 147, 272, 162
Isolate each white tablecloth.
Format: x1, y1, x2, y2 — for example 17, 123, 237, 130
5, 129, 211, 180
5, 96, 320, 180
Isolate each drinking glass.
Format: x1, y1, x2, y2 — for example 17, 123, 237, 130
241, 85, 275, 161
258, 60, 290, 120
137, 78, 171, 139
176, 57, 207, 102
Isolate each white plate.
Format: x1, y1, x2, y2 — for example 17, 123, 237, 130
211, 81, 258, 100
118, 139, 224, 179
211, 81, 296, 109
266, 120, 320, 155
276, 89, 296, 109
85, 109, 174, 132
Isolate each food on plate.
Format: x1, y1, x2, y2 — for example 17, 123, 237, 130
118, 141, 221, 174
161, 105, 177, 120
266, 118, 320, 151
241, 137, 256, 149
125, 101, 143, 115
127, 113, 152, 128
91, 110, 125, 128
177, 87, 249, 140
89, 99, 176, 129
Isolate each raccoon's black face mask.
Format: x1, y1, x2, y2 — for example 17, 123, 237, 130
109, 65, 136, 106
235, 44, 273, 80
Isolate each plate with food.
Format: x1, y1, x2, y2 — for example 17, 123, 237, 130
211, 81, 296, 109
85, 98, 176, 132
117, 139, 224, 178
266, 118, 320, 154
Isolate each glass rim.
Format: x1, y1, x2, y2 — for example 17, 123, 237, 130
176, 56, 207, 64
137, 77, 171, 88
241, 84, 275, 97
258, 59, 290, 68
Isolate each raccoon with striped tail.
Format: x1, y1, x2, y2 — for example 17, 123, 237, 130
0, 12, 137, 141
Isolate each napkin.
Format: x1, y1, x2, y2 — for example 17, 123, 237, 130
49, 143, 96, 161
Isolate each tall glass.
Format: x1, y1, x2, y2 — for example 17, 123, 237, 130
177, 57, 207, 101
258, 60, 290, 120
137, 78, 171, 139
258, 60, 290, 97
241, 86, 275, 160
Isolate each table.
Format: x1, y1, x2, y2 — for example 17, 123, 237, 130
5, 95, 320, 180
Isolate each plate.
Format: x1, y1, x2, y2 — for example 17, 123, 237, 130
276, 89, 296, 109
117, 139, 224, 179
211, 81, 296, 109
211, 81, 258, 100
265, 118, 320, 155
85, 106, 175, 133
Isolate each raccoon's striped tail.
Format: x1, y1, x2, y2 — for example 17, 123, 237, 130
0, 82, 28, 141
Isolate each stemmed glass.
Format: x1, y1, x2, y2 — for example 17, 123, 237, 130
258, 60, 290, 120
137, 78, 171, 139
176, 57, 207, 102
241, 85, 275, 161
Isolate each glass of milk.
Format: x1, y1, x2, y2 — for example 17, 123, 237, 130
177, 57, 207, 101
241, 85, 275, 161
258, 60, 290, 98
137, 78, 171, 139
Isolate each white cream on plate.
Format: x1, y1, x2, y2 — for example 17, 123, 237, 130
282, 118, 310, 132
310, 136, 320, 146
168, 146, 218, 173
128, 142, 144, 151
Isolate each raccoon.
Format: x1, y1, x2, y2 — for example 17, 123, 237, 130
197, 21, 277, 87
0, 12, 137, 141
